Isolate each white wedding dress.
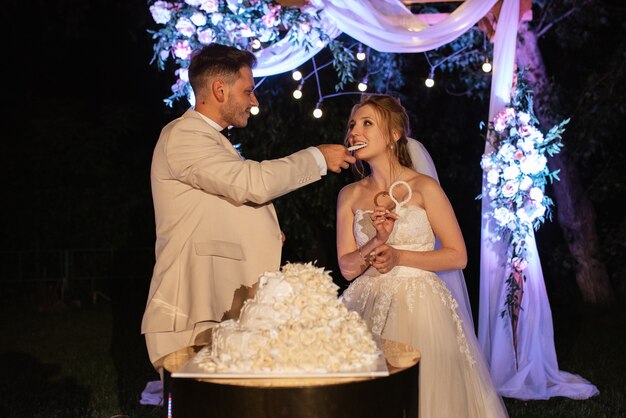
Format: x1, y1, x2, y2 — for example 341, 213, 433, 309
342, 180, 508, 418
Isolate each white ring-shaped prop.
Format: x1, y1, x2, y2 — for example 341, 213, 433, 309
389, 180, 412, 208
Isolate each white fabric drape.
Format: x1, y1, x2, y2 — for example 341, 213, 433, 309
253, 0, 498, 76
250, 0, 598, 400
478, 0, 599, 400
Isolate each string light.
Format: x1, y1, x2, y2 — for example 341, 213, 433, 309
292, 84, 303, 99
292, 70, 302, 81
315, 39, 325, 48
482, 57, 492, 73
425, 69, 435, 88
481, 32, 492, 73
356, 44, 366, 61
251, 39, 261, 50
357, 76, 368, 92
250, 105, 259, 115
313, 102, 323, 118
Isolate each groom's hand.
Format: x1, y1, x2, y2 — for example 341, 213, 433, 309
317, 144, 356, 173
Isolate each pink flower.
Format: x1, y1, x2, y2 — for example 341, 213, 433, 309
173, 40, 192, 59
511, 257, 528, 271
262, 4, 282, 27
501, 180, 519, 198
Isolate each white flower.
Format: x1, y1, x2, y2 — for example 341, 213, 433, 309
200, 0, 220, 13
517, 136, 534, 153
176, 67, 189, 82
529, 128, 545, 144
502, 164, 520, 180
519, 175, 533, 191
175, 17, 196, 38
197, 28, 214, 44
487, 169, 500, 185
517, 112, 531, 124
481, 154, 495, 170
494, 207, 516, 227
227, 0, 243, 13
529, 187, 544, 202
185, 0, 202, 6
149, 1, 172, 24
211, 13, 224, 25
519, 153, 547, 175
190, 12, 207, 27
498, 143, 516, 160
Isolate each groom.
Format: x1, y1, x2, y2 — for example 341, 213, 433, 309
141, 43, 355, 371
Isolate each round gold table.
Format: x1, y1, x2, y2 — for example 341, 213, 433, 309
163, 339, 420, 418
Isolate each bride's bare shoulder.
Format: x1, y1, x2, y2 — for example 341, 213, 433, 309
406, 171, 438, 188
338, 178, 367, 199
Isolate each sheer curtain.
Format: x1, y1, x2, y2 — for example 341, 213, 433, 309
252, 0, 598, 400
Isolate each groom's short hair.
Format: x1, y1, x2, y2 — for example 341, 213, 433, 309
188, 43, 257, 95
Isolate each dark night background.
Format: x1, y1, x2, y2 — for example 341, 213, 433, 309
1, 0, 625, 416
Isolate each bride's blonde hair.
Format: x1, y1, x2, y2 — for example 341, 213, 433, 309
345, 94, 414, 179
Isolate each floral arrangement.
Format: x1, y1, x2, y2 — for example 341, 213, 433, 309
147, 0, 342, 106
479, 68, 568, 324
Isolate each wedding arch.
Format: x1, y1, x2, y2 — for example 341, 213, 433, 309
147, 0, 598, 400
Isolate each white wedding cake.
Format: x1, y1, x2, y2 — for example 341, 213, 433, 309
195, 262, 380, 374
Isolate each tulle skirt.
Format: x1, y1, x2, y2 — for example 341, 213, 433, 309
342, 266, 508, 418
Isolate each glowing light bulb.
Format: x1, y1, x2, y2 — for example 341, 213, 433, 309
425, 71, 435, 88
356, 51, 366, 61
293, 89, 303, 99
292, 70, 302, 81
358, 82, 368, 92
251, 39, 261, 50
313, 107, 323, 118
250, 106, 259, 115
315, 39, 325, 48
482, 60, 492, 73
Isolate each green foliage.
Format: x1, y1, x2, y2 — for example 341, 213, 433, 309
328, 39, 357, 91
366, 49, 405, 93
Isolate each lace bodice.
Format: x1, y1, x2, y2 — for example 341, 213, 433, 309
354, 180, 435, 252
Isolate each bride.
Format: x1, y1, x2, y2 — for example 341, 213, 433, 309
336, 94, 508, 418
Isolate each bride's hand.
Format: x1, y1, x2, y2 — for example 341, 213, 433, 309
370, 244, 398, 274
370, 206, 399, 244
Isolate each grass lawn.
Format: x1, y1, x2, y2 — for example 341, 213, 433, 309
0, 292, 624, 417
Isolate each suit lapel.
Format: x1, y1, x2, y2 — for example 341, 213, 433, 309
184, 109, 242, 159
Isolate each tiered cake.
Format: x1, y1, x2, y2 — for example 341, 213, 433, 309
194, 262, 380, 374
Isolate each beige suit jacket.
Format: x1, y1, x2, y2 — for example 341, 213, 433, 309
141, 109, 321, 335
